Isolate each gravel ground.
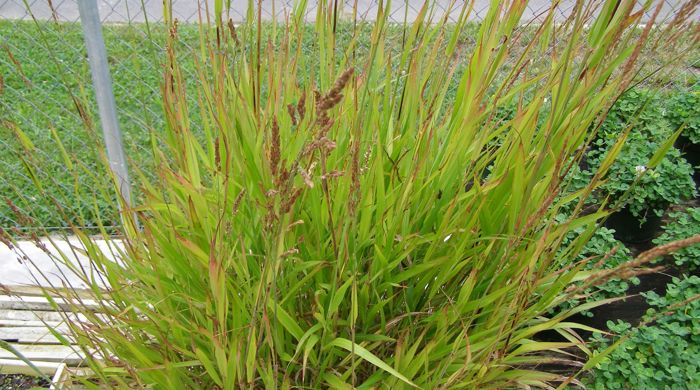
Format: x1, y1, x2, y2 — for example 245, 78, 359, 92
0, 374, 49, 390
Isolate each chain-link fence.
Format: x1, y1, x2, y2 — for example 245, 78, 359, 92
1, 0, 698, 234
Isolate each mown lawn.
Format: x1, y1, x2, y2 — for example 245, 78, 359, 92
1, 21, 188, 231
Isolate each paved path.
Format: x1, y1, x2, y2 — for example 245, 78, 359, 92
1, 0, 695, 24
0, 237, 119, 288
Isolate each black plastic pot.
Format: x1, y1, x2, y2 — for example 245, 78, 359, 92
540, 255, 685, 344
675, 135, 700, 187
604, 206, 663, 244
568, 268, 676, 341
578, 148, 592, 172
464, 167, 491, 192
578, 144, 603, 172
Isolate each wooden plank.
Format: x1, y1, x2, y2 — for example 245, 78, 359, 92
0, 325, 71, 335
0, 319, 64, 327
50, 363, 70, 390
0, 344, 84, 365
0, 359, 64, 375
0, 284, 100, 299
0, 326, 71, 344
0, 309, 66, 323
0, 309, 95, 330
0, 295, 104, 312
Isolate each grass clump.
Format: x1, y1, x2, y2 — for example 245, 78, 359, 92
3, 0, 700, 388
0, 19, 467, 231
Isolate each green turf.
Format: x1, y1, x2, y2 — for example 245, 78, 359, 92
0, 21, 200, 231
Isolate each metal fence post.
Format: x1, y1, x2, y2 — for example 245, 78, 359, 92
77, 0, 132, 211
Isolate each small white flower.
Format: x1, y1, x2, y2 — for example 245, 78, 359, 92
543, 97, 548, 103
443, 234, 452, 242
635, 165, 647, 174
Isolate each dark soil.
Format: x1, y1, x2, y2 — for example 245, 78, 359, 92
0, 374, 50, 390
537, 198, 700, 346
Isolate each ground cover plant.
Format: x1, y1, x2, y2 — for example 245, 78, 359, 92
3, 0, 700, 388
586, 275, 700, 389
579, 89, 697, 221
668, 85, 700, 145
554, 225, 636, 317
587, 132, 696, 220
653, 207, 700, 270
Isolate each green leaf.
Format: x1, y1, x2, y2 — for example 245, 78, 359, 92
269, 300, 304, 341
327, 337, 418, 388
328, 276, 353, 317
196, 348, 224, 387
647, 126, 683, 168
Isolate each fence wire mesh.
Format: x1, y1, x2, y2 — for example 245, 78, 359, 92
0, 0, 698, 234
